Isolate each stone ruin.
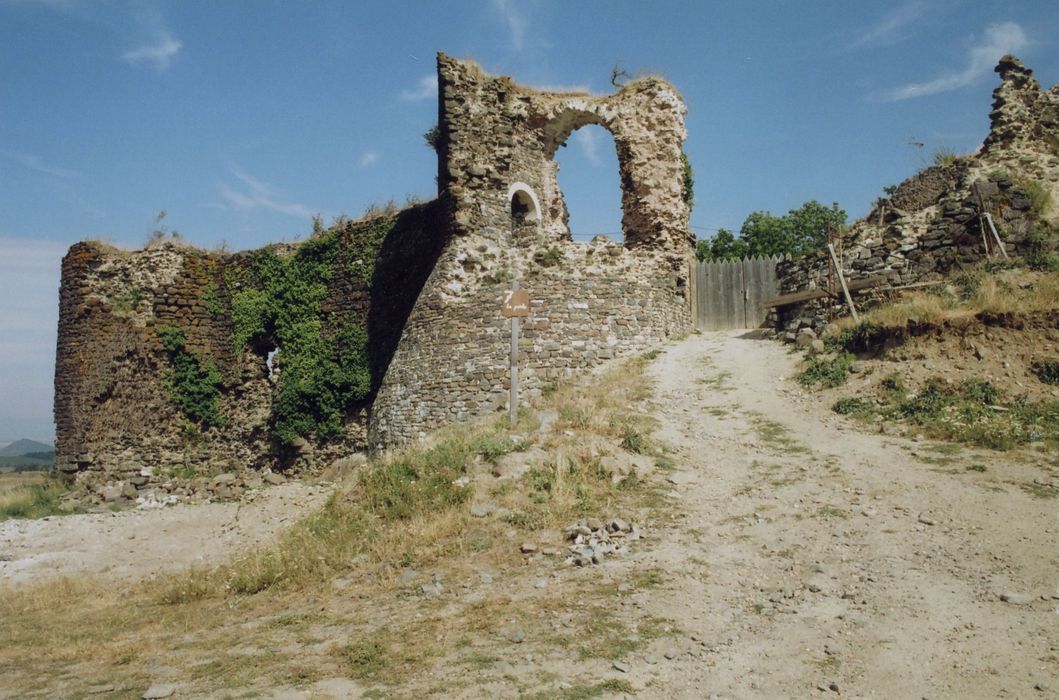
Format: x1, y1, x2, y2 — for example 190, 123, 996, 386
775, 55, 1059, 333
53, 53, 694, 497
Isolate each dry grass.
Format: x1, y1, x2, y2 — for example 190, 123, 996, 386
0, 472, 75, 520
0, 351, 673, 698
830, 265, 1059, 334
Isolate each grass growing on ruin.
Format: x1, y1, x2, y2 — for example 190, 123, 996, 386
0, 352, 673, 697
826, 264, 1059, 336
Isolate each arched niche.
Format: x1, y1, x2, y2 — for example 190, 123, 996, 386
508, 182, 541, 230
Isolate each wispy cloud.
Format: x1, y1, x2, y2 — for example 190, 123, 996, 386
574, 128, 602, 166
0, 149, 78, 178
400, 75, 438, 102
122, 33, 181, 70
880, 21, 1028, 101
849, 1, 927, 49
358, 151, 379, 168
219, 168, 314, 220
491, 0, 527, 51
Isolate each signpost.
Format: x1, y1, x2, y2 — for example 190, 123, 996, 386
501, 282, 530, 427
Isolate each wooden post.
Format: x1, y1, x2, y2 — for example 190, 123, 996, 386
509, 279, 519, 427
827, 243, 860, 323
984, 213, 1009, 259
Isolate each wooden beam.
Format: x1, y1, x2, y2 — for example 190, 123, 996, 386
764, 275, 890, 308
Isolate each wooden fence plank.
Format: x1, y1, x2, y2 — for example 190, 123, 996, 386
694, 256, 782, 331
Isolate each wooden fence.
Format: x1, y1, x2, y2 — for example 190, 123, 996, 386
693, 256, 783, 331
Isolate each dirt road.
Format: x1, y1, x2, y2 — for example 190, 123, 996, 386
620, 331, 1057, 698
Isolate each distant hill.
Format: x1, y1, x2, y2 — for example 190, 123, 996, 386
0, 439, 54, 457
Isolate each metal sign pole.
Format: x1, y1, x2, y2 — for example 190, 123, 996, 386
509, 279, 519, 427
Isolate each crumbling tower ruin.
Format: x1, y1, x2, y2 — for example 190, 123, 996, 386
53, 53, 695, 491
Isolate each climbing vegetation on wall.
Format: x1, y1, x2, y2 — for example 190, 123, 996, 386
227, 225, 384, 447
156, 325, 225, 428
681, 151, 694, 212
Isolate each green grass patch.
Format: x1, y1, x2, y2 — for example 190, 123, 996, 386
836, 374, 1059, 451
799, 352, 855, 388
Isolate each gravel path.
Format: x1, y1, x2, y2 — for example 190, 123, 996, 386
623, 331, 1057, 698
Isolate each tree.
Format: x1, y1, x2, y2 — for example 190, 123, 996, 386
695, 200, 846, 262
741, 200, 846, 258
696, 228, 746, 261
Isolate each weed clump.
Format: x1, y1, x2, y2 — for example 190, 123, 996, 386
799, 352, 855, 388
1033, 359, 1059, 385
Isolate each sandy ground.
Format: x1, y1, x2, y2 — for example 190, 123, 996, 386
0, 481, 331, 583
1, 331, 1056, 698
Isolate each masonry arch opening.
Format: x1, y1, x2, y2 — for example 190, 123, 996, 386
508, 182, 541, 236
553, 124, 623, 243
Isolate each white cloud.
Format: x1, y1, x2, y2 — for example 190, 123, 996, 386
1, 149, 78, 178
574, 128, 602, 167
122, 33, 182, 70
491, 0, 527, 51
358, 151, 379, 168
849, 1, 927, 49
219, 168, 314, 220
881, 22, 1029, 101
401, 75, 438, 102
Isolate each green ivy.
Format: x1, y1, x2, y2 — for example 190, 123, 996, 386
201, 281, 224, 316
681, 151, 694, 211
227, 228, 375, 447
156, 325, 224, 428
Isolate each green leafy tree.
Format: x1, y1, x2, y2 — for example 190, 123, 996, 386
741, 200, 846, 258
696, 228, 747, 261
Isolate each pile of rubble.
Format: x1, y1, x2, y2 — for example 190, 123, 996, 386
563, 517, 642, 566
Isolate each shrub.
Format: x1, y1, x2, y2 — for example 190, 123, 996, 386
833, 397, 871, 415
227, 226, 383, 446
1033, 359, 1059, 385
798, 352, 855, 388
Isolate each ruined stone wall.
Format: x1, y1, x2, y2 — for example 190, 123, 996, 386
369, 55, 693, 447
56, 54, 696, 487
54, 203, 443, 495
775, 56, 1059, 333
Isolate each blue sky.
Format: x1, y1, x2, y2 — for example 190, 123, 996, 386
2, 0, 1058, 444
